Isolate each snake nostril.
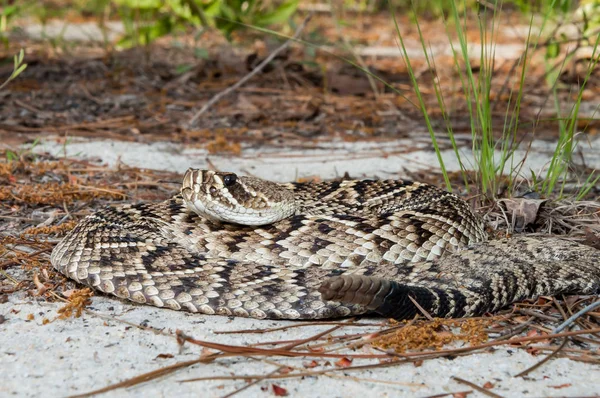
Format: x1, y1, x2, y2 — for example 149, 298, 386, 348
209, 186, 217, 195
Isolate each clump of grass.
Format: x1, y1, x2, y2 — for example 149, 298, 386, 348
391, 0, 599, 200
0, 49, 27, 92
540, 35, 600, 199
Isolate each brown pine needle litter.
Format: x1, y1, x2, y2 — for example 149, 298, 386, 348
372, 319, 491, 353
1, 149, 600, 397
57, 288, 94, 319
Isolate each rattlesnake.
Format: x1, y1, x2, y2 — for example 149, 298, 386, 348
50, 169, 600, 320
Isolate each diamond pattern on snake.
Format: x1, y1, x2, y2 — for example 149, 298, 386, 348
51, 169, 600, 320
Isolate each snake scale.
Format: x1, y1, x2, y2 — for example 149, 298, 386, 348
51, 169, 600, 320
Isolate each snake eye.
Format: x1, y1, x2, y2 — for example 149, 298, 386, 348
223, 174, 237, 187
209, 186, 217, 195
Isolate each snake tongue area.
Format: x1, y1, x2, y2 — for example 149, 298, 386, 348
51, 174, 600, 320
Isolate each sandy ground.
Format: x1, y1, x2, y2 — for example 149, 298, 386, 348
36, 134, 600, 181
1, 136, 599, 397
3, 275, 600, 398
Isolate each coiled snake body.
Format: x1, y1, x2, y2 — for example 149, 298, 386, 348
51, 169, 600, 320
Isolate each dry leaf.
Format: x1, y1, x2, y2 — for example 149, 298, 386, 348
499, 197, 545, 232
452, 391, 472, 398
526, 330, 541, 337
335, 357, 353, 367
303, 360, 319, 368
272, 384, 288, 396
526, 346, 540, 356
583, 229, 600, 250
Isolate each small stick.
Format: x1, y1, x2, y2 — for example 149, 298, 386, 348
280, 318, 354, 351
514, 338, 569, 378
222, 366, 283, 398
452, 376, 504, 398
517, 308, 559, 323
408, 295, 434, 321
422, 392, 474, 398
186, 14, 312, 127
552, 300, 600, 334
0, 247, 53, 270
214, 319, 377, 334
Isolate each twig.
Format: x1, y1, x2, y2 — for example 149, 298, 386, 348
552, 300, 600, 334
0, 247, 53, 270
186, 14, 312, 127
551, 297, 569, 322
280, 319, 352, 350
514, 338, 569, 378
181, 326, 600, 361
176, 332, 389, 359
67, 358, 208, 398
517, 308, 559, 323
422, 392, 474, 398
222, 366, 283, 398
181, 358, 410, 384
80, 326, 600, 396
451, 376, 504, 398
408, 295, 434, 321
214, 319, 378, 334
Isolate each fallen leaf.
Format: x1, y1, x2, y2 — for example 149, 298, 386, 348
272, 384, 288, 396
452, 391, 472, 398
526, 330, 541, 337
335, 357, 353, 368
303, 360, 319, 368
483, 381, 494, 389
499, 197, 545, 232
583, 228, 600, 250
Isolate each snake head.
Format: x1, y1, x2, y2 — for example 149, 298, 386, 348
181, 168, 297, 226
